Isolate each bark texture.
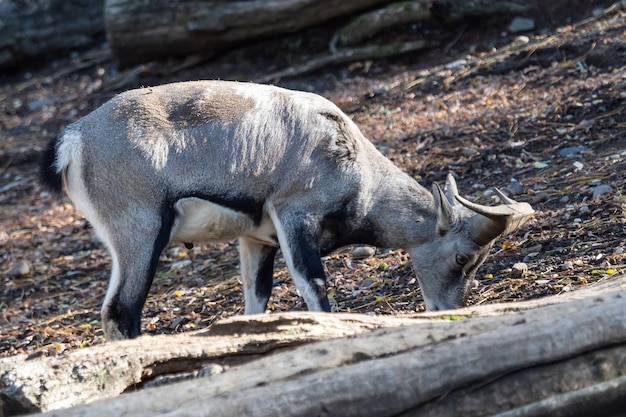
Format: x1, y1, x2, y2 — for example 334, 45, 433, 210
0, 0, 104, 70
103, 0, 395, 68
103, 0, 530, 68
334, 0, 528, 47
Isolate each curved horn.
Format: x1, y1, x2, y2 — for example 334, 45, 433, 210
450, 181, 535, 245
494, 187, 517, 205
443, 173, 459, 206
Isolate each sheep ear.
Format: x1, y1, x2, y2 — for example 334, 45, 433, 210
432, 182, 454, 235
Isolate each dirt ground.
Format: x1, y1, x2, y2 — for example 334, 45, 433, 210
1, 1, 624, 357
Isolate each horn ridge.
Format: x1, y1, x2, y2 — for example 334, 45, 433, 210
444, 173, 460, 205
449, 180, 535, 246
453, 191, 534, 219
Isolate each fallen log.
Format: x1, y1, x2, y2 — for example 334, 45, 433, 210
0, 313, 419, 415
2, 275, 625, 416
104, 0, 532, 69
332, 0, 528, 48
103, 0, 394, 68
0, 0, 104, 70
255, 39, 437, 84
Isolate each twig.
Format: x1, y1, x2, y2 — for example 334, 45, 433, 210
255, 40, 437, 83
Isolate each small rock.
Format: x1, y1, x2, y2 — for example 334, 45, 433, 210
169, 259, 192, 270
444, 59, 467, 70
579, 205, 590, 214
578, 119, 595, 129
27, 97, 55, 111
573, 161, 584, 170
563, 260, 574, 270
523, 244, 542, 255
461, 148, 479, 157
559, 195, 570, 203
511, 262, 528, 278
512, 35, 530, 45
359, 278, 376, 289
614, 247, 624, 255
592, 184, 613, 200
169, 317, 186, 330
505, 178, 523, 196
351, 246, 376, 259
559, 145, 588, 156
592, 7, 605, 16
530, 191, 549, 203
7, 260, 31, 277
508, 17, 535, 33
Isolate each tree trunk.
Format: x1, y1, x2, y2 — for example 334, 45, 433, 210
0, 314, 419, 416
334, 0, 529, 47
2, 275, 625, 417
103, 0, 395, 68
0, 0, 104, 71
104, 0, 531, 69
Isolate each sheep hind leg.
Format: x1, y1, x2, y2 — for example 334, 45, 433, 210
100, 207, 176, 340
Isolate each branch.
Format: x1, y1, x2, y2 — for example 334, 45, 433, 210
255, 40, 437, 83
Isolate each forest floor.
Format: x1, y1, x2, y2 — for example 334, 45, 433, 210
1, 1, 624, 357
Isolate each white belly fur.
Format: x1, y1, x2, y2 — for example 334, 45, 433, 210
171, 197, 278, 246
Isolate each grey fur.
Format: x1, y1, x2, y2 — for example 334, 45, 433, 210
47, 80, 534, 340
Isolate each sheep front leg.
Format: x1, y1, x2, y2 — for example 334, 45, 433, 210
268, 209, 331, 312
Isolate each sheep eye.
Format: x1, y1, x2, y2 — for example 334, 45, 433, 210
455, 254, 469, 266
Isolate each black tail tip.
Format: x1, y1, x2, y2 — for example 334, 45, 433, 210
39, 138, 63, 195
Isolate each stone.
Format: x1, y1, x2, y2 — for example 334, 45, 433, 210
505, 178, 524, 196
559, 146, 588, 156
530, 191, 548, 204
7, 260, 31, 277
359, 278, 376, 289
351, 246, 376, 259
592, 184, 613, 200
508, 17, 535, 33
511, 262, 528, 278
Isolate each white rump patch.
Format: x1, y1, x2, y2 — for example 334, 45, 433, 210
55, 129, 83, 173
